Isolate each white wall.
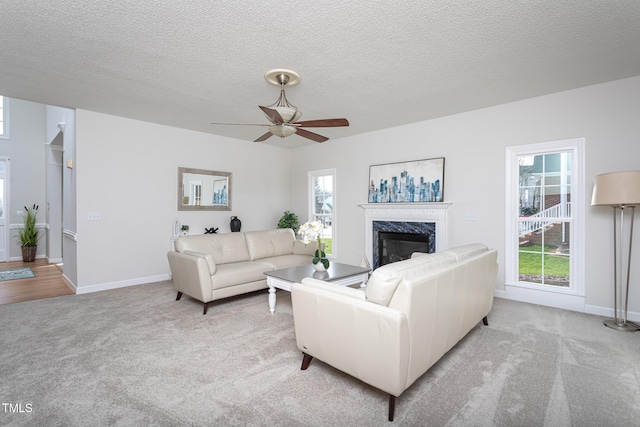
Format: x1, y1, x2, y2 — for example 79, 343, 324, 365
74, 110, 292, 292
289, 76, 640, 318
0, 98, 47, 260
9, 76, 640, 319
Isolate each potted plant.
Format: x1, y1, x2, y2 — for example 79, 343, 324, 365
277, 210, 299, 234
181, 225, 190, 236
19, 204, 40, 262
298, 220, 330, 271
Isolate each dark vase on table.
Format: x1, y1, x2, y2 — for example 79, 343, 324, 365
230, 216, 241, 232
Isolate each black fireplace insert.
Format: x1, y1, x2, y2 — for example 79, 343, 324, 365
378, 231, 431, 267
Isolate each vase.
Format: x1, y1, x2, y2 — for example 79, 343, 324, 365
313, 238, 329, 271
21, 245, 37, 262
230, 216, 241, 232
313, 261, 328, 272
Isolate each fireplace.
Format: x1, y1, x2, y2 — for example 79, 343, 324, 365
378, 231, 431, 267
360, 202, 451, 270
373, 221, 435, 268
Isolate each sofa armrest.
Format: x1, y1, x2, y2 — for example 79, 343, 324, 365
291, 280, 410, 397
183, 250, 216, 274
167, 251, 213, 303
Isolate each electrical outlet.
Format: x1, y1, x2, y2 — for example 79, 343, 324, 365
17, 210, 24, 217
88, 212, 101, 221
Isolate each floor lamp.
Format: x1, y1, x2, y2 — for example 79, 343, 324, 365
591, 170, 640, 332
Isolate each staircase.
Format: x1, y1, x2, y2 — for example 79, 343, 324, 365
519, 202, 571, 250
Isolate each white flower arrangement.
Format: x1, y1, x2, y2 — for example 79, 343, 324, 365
298, 220, 329, 269
298, 220, 323, 245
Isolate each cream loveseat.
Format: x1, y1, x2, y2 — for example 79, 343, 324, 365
168, 229, 316, 314
291, 243, 498, 421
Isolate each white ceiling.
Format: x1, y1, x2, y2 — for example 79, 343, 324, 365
2, 1, 640, 148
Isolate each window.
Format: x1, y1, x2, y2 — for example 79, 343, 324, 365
505, 139, 585, 301
0, 96, 9, 139
308, 169, 336, 258
190, 181, 202, 206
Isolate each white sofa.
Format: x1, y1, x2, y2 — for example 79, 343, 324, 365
291, 243, 498, 421
168, 228, 315, 314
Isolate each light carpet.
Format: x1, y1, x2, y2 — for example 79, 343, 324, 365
0, 267, 35, 281
0, 280, 639, 426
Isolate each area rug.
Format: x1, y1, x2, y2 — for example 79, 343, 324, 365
0, 267, 35, 281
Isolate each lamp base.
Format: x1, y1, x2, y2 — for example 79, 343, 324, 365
603, 319, 639, 332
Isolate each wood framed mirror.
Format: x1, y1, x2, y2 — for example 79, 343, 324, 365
178, 167, 232, 211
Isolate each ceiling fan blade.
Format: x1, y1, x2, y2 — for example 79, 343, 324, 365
259, 106, 285, 124
254, 132, 274, 142
294, 118, 349, 128
296, 128, 329, 143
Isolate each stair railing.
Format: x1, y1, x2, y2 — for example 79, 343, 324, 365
519, 202, 571, 237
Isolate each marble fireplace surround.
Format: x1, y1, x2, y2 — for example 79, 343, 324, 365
359, 202, 452, 269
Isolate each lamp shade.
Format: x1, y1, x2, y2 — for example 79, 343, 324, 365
591, 170, 640, 206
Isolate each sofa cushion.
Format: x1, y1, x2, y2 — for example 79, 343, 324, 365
261, 254, 315, 270
174, 233, 250, 264
394, 251, 455, 281
211, 261, 273, 290
364, 268, 401, 306
443, 243, 488, 261
365, 251, 456, 306
183, 250, 216, 275
244, 229, 295, 260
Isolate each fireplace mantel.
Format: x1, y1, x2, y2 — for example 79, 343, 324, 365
359, 202, 452, 267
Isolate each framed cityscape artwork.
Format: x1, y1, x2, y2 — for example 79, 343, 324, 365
368, 157, 445, 203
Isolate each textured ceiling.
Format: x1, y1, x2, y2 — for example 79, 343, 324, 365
2, 1, 640, 148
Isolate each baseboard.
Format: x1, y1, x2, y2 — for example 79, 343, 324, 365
8, 254, 47, 262
75, 274, 172, 295
8, 255, 62, 264
62, 274, 77, 293
585, 303, 640, 322
500, 284, 586, 313
495, 286, 640, 323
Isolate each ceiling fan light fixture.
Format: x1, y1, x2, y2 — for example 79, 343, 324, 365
269, 124, 296, 138
212, 69, 348, 144
272, 106, 301, 123
263, 69, 304, 125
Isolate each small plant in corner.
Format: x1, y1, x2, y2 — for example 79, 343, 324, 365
277, 210, 299, 234
19, 204, 40, 247
19, 204, 40, 262
181, 225, 189, 236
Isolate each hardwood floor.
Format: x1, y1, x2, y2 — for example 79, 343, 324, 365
0, 259, 74, 306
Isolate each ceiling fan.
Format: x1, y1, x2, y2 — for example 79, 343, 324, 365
212, 69, 349, 143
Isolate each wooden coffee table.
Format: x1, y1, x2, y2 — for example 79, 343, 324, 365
263, 262, 370, 314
